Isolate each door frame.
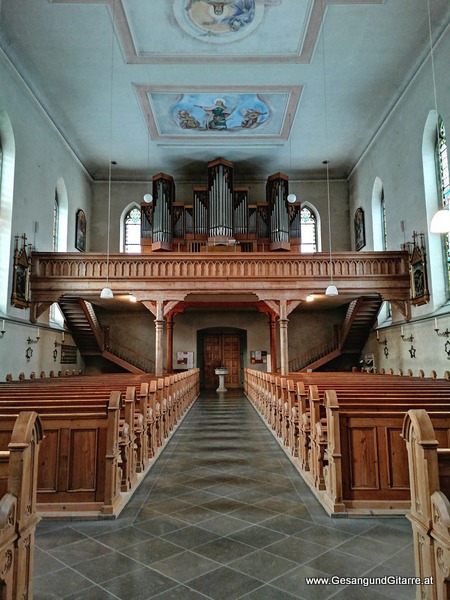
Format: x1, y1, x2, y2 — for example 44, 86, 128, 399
197, 327, 246, 389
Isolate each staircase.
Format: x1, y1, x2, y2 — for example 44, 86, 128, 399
289, 295, 383, 372
58, 296, 150, 373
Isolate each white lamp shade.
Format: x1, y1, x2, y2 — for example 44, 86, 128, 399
143, 193, 153, 203
325, 284, 339, 297
430, 209, 450, 233
100, 287, 114, 299
287, 193, 297, 203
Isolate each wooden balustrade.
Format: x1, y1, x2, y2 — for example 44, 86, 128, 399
30, 251, 411, 304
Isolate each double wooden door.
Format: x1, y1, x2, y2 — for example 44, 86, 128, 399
203, 334, 241, 388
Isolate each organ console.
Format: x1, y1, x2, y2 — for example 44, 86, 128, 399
140, 158, 300, 253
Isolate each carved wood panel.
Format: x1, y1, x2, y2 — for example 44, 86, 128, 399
68, 429, 98, 491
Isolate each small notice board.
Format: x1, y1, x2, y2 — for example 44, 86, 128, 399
177, 351, 194, 369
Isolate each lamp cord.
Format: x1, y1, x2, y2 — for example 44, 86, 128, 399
321, 0, 333, 284
105, 0, 116, 287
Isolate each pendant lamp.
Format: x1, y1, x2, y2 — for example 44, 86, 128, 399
101, 0, 116, 300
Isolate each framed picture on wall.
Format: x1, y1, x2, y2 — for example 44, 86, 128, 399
75, 209, 86, 252
354, 207, 366, 251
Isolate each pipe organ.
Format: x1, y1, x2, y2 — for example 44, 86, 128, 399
141, 158, 300, 253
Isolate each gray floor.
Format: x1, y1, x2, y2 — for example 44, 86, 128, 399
33, 391, 417, 600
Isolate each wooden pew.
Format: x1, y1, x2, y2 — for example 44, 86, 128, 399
244, 368, 450, 516
402, 409, 450, 600
0, 411, 43, 600
0, 369, 200, 518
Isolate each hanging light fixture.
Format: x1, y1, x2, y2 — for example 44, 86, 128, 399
320, 0, 337, 296
143, 115, 153, 204
324, 159, 338, 297
101, 0, 116, 300
287, 112, 297, 204
427, 0, 448, 232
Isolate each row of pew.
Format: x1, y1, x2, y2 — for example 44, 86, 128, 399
244, 368, 450, 515
0, 369, 200, 517
6, 370, 84, 381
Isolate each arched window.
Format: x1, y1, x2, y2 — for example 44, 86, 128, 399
124, 205, 141, 253
300, 206, 318, 253
437, 118, 450, 287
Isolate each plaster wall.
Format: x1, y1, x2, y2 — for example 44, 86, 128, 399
0, 50, 92, 377
0, 321, 83, 381
348, 32, 450, 317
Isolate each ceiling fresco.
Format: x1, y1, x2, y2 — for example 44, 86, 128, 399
173, 0, 281, 44
135, 87, 302, 141
51, 0, 383, 63
3, 0, 446, 180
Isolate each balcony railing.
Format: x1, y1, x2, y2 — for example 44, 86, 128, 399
31, 251, 411, 303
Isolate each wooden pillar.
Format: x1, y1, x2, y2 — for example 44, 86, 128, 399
155, 300, 164, 376
279, 300, 289, 376
269, 314, 278, 373
166, 313, 174, 373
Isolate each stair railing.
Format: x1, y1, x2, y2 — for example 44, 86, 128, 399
288, 336, 340, 372
79, 299, 106, 350
107, 336, 156, 373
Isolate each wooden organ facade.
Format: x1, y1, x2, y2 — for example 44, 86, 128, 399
141, 158, 301, 253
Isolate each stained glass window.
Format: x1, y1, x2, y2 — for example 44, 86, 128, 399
52, 193, 59, 252
124, 206, 141, 253
437, 118, 450, 287
300, 206, 317, 253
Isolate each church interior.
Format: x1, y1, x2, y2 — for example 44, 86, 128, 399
0, 0, 450, 598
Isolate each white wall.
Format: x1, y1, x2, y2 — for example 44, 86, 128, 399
0, 50, 92, 378
352, 32, 450, 374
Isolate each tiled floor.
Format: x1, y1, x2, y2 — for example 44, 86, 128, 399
33, 391, 417, 600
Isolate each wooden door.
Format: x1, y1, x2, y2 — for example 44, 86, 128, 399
203, 334, 241, 388
222, 334, 240, 388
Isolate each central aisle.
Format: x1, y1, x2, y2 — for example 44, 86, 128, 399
34, 392, 414, 600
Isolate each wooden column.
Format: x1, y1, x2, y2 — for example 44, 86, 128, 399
279, 300, 289, 376
166, 313, 174, 373
155, 300, 164, 376
269, 314, 278, 373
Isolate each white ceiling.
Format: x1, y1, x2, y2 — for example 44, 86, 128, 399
0, 0, 449, 182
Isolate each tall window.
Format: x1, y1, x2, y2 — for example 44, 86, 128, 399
380, 190, 387, 251
437, 118, 450, 286
0, 139, 3, 206
124, 206, 141, 253
300, 206, 317, 252
52, 193, 59, 251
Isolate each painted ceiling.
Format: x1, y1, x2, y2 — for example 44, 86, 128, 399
0, 0, 448, 181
